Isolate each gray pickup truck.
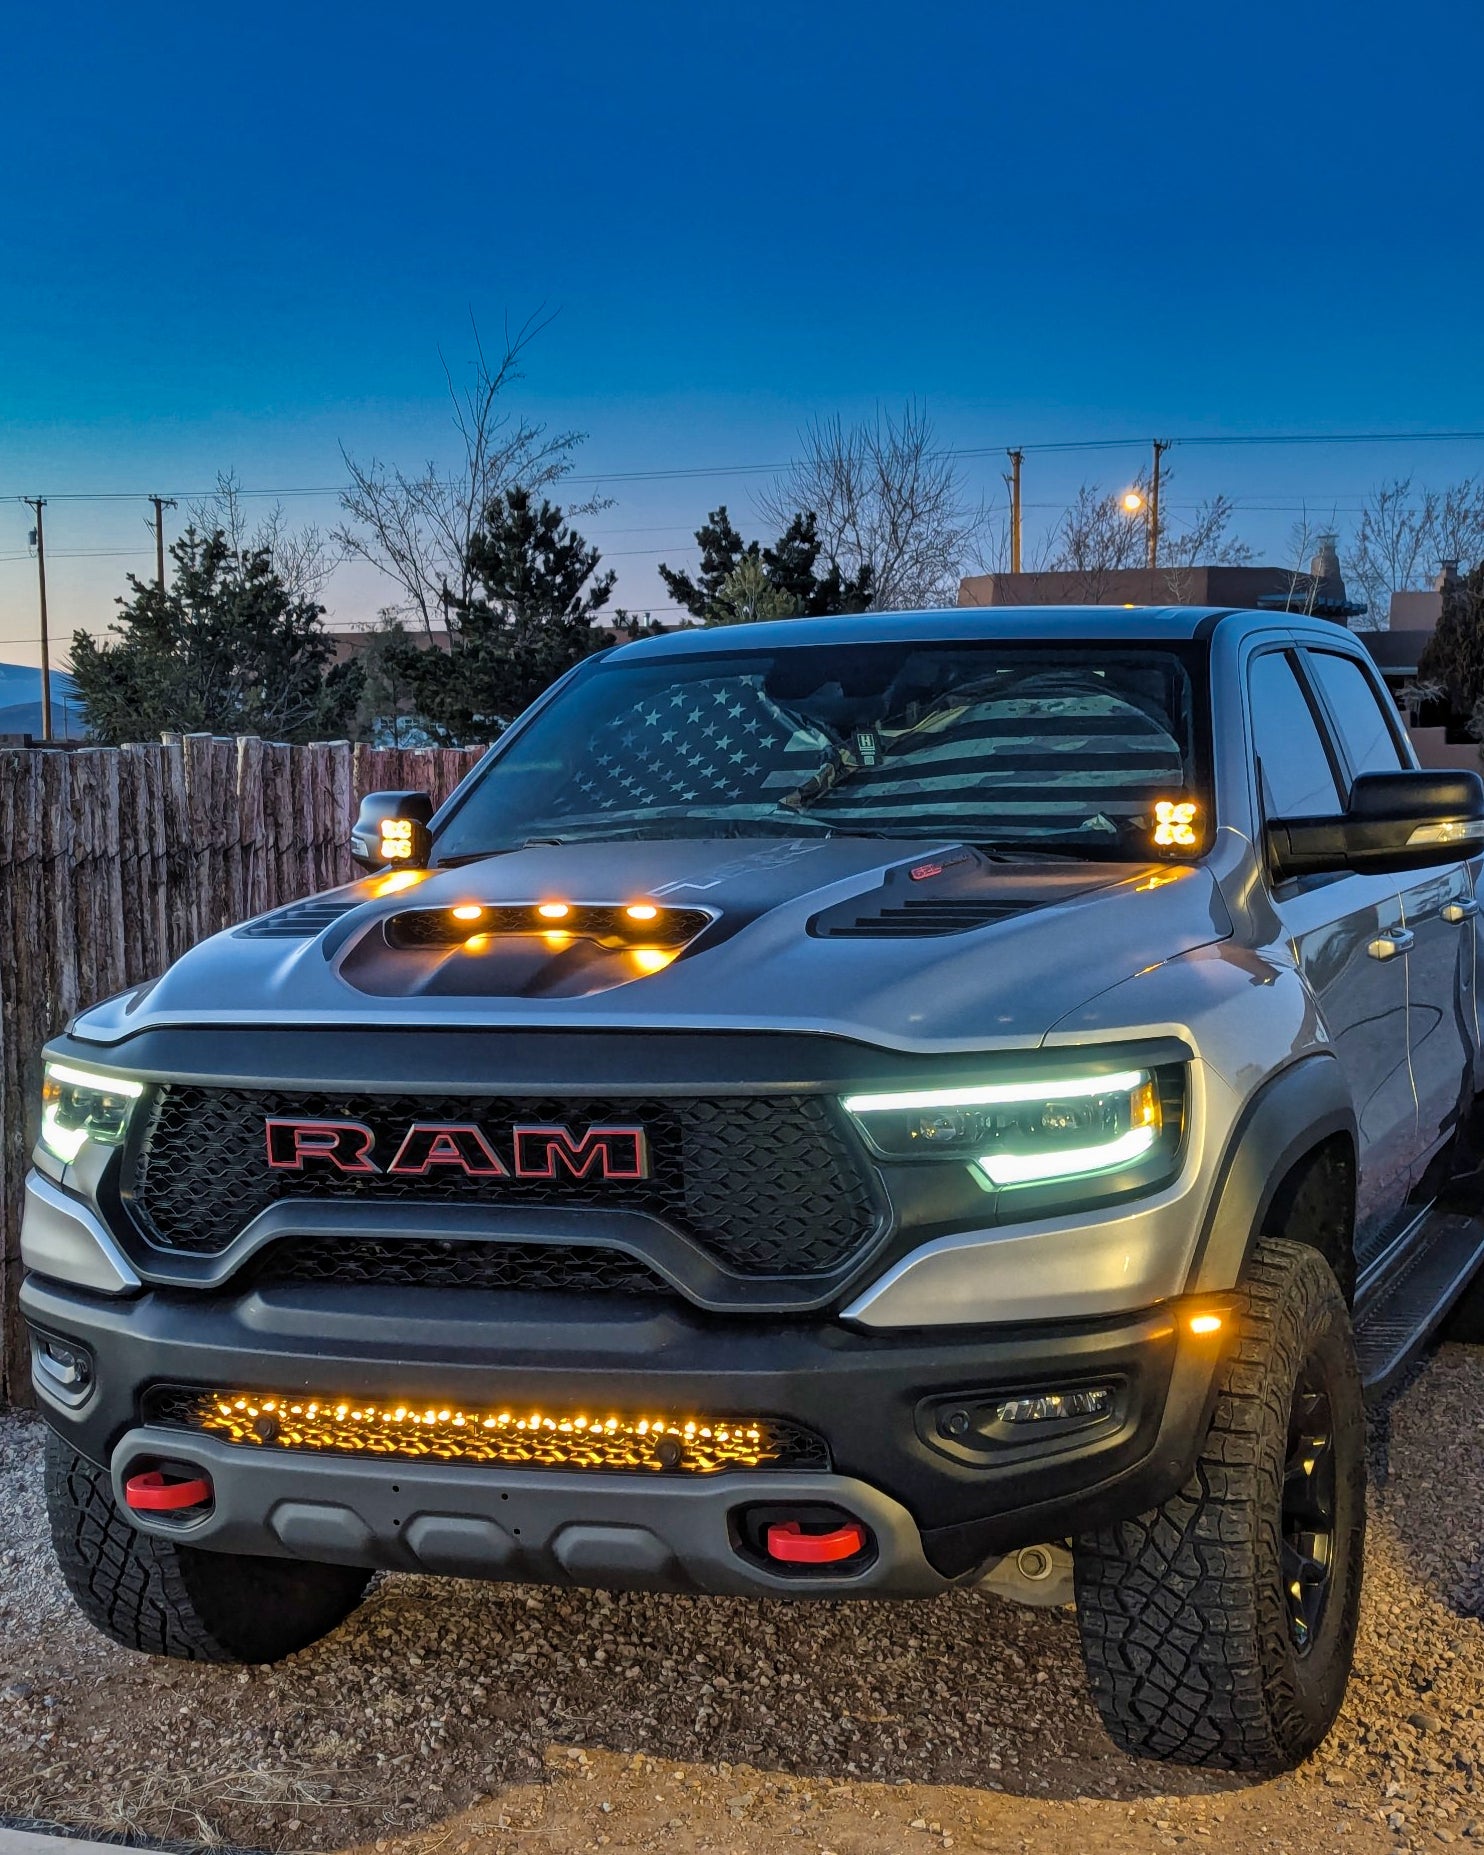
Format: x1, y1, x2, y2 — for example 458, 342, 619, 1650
22, 606, 1484, 1771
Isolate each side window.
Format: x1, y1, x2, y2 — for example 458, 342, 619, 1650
1248, 651, 1343, 819
1304, 650, 1408, 789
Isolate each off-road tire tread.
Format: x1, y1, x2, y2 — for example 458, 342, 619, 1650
1073, 1238, 1365, 1770
44, 1431, 370, 1662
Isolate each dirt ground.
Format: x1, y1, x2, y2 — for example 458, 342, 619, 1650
2, 1340, 1483, 1855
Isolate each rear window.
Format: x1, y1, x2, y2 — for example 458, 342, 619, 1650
433, 639, 1209, 863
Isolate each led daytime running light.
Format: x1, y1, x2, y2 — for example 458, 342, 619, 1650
39, 1062, 144, 1166
45, 1063, 143, 1099
843, 1071, 1145, 1115
39, 1107, 89, 1164
974, 1122, 1158, 1187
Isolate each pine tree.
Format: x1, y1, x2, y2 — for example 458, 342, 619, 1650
658, 506, 873, 625
1418, 561, 1484, 725
657, 507, 751, 619
706, 555, 801, 625
762, 511, 873, 616
69, 527, 354, 746
402, 487, 615, 742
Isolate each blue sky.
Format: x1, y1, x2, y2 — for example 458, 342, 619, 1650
3, 0, 1483, 664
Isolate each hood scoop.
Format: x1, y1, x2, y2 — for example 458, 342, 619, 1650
808, 846, 1117, 939
237, 897, 359, 940
816, 894, 1042, 938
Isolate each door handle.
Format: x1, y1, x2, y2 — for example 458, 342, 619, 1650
1367, 929, 1415, 960
1443, 898, 1481, 924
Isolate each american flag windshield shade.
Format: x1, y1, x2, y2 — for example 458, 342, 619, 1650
433, 642, 1207, 861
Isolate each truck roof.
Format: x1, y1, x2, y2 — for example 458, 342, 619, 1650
608, 604, 1361, 659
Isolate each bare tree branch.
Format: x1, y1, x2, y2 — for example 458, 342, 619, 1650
186, 470, 339, 602
759, 402, 985, 609
335, 312, 590, 640
1345, 477, 1484, 626
1040, 466, 1253, 603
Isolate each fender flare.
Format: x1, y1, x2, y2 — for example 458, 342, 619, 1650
1186, 1054, 1358, 1295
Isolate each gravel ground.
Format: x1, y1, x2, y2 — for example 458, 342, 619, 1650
1, 1339, 1482, 1855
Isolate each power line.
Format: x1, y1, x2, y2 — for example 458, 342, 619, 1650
0, 547, 155, 563
4, 425, 1484, 507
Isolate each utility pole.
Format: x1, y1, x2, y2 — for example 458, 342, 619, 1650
149, 495, 177, 588
1007, 449, 1024, 574
22, 497, 53, 743
1148, 439, 1170, 570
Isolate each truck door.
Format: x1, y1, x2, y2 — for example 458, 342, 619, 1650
1248, 647, 1415, 1255
1301, 645, 1475, 1177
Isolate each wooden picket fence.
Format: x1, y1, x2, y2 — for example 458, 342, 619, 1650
0, 735, 487, 1405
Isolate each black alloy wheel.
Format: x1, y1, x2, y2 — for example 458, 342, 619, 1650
1281, 1359, 1337, 1656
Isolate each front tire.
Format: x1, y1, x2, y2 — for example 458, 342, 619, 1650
44, 1430, 371, 1662
1073, 1238, 1365, 1770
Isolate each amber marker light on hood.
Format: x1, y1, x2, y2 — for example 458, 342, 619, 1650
451, 904, 483, 921
625, 903, 659, 920
537, 902, 570, 919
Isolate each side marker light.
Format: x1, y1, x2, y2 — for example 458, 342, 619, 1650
1189, 1313, 1223, 1335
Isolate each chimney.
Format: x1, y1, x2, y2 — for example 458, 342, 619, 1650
1310, 533, 1343, 593
1435, 559, 1461, 592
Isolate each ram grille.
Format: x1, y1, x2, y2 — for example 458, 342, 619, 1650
127, 1086, 880, 1277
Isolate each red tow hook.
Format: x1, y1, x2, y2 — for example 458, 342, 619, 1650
124, 1469, 213, 1513
765, 1519, 867, 1564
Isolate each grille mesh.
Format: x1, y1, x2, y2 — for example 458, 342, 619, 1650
128, 1087, 878, 1276
145, 1385, 829, 1475
253, 1235, 675, 1296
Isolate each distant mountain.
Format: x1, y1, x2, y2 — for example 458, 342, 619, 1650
0, 663, 85, 740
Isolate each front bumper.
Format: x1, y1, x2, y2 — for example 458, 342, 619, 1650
23, 1269, 1228, 1591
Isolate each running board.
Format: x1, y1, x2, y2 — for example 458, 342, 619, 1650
1353, 1208, 1484, 1398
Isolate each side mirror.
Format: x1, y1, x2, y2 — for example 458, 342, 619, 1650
1267, 769, 1484, 881
351, 790, 434, 872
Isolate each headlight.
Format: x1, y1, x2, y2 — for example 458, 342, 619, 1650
40, 1062, 143, 1165
842, 1069, 1166, 1188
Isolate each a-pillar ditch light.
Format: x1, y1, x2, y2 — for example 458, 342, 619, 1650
1153, 798, 1200, 850
842, 1069, 1166, 1188
351, 790, 433, 871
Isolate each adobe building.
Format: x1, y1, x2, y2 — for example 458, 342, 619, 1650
958, 536, 1365, 623
958, 545, 1475, 771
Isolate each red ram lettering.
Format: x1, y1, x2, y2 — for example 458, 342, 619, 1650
386, 1122, 509, 1177
265, 1119, 379, 1173
512, 1123, 649, 1181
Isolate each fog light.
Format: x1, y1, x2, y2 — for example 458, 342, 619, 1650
34, 1333, 93, 1398
996, 1388, 1113, 1425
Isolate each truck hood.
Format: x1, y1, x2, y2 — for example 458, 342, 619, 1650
73, 837, 1233, 1056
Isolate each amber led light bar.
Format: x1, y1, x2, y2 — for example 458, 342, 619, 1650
155, 1390, 826, 1475
385, 901, 710, 953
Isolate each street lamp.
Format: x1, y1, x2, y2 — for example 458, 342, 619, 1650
1120, 490, 1145, 515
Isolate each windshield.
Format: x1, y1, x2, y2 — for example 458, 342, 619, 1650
432, 639, 1208, 863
